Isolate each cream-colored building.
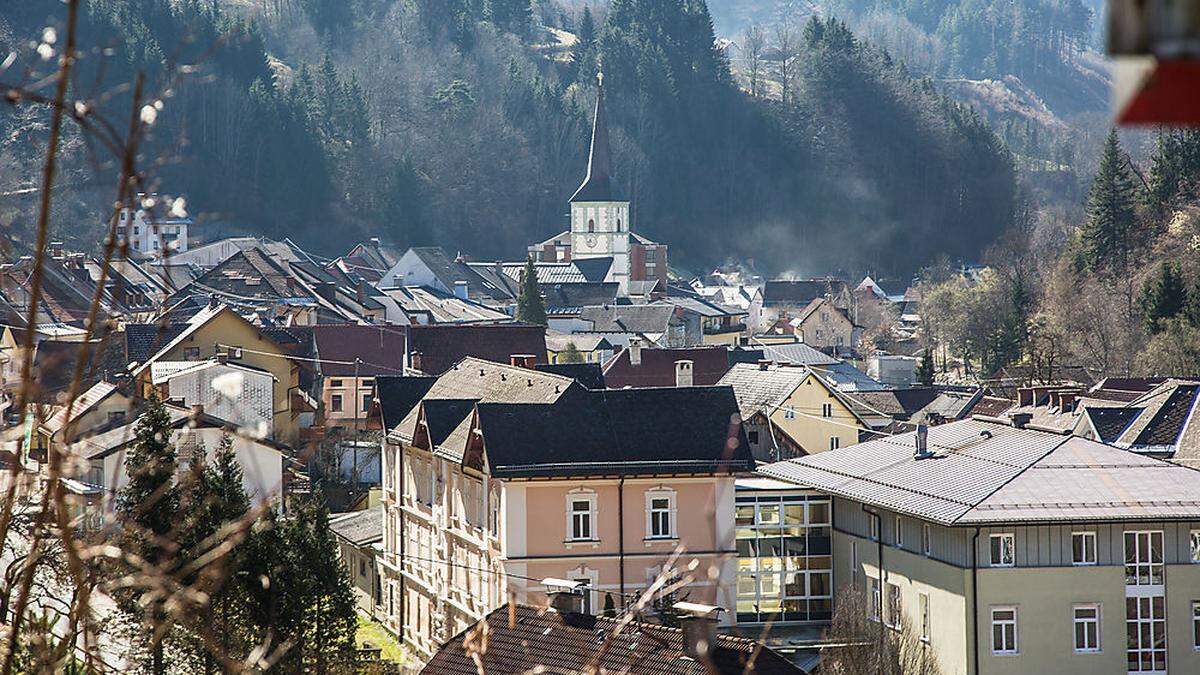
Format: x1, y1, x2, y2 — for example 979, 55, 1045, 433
761, 417, 1200, 675
718, 362, 870, 461
790, 296, 857, 351
376, 357, 755, 661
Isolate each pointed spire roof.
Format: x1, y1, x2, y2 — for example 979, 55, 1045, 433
571, 71, 621, 202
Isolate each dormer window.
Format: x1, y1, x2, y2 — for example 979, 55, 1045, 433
588, 218, 595, 233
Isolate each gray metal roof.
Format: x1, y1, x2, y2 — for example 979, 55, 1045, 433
758, 418, 1200, 525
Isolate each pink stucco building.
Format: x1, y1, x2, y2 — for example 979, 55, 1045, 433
375, 357, 754, 661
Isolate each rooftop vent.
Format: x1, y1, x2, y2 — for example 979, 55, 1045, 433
1010, 412, 1033, 429
914, 423, 934, 459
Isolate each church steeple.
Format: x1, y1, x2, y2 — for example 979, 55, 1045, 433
571, 70, 618, 202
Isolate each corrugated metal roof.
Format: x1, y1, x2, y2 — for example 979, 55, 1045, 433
760, 418, 1200, 525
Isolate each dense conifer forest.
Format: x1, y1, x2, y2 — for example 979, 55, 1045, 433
1, 0, 1019, 275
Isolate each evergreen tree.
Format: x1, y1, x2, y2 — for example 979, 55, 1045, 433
917, 348, 935, 386
116, 392, 180, 675
1144, 129, 1200, 216
515, 256, 546, 325
1081, 130, 1139, 273
602, 592, 616, 617
1141, 261, 1187, 334
559, 342, 584, 363
287, 496, 358, 672
487, 0, 532, 36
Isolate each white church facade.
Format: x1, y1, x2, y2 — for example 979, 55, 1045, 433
528, 75, 668, 294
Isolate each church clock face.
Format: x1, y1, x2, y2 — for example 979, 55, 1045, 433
585, 235, 597, 248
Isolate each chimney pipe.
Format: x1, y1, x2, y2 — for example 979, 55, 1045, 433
409, 351, 424, 373
673, 602, 722, 661
914, 423, 932, 459
757, 359, 772, 371
675, 360, 694, 387
1010, 412, 1033, 429
629, 339, 642, 366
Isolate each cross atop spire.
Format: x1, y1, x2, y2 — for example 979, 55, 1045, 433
570, 69, 619, 202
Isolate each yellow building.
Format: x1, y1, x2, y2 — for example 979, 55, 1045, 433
128, 305, 307, 444
761, 418, 1200, 675
718, 362, 870, 461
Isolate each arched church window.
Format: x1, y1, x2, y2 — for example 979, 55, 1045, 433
588, 219, 595, 233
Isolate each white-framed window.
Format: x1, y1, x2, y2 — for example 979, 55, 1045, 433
1192, 601, 1200, 650
919, 592, 930, 642
1127, 594, 1167, 671
894, 515, 903, 548
567, 491, 597, 541
331, 394, 343, 413
886, 582, 901, 629
822, 402, 832, 417
785, 406, 795, 419
922, 523, 932, 556
829, 436, 840, 451
1124, 530, 1165, 586
645, 488, 677, 539
1072, 531, 1097, 565
991, 606, 1018, 654
989, 533, 1015, 567
869, 515, 880, 541
868, 577, 881, 622
1073, 603, 1101, 653
1191, 529, 1200, 563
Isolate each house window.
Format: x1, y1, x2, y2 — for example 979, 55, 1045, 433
850, 541, 859, 585
359, 557, 367, 578
919, 592, 930, 642
922, 524, 932, 556
991, 607, 1018, 654
1192, 601, 1200, 649
989, 533, 1015, 567
1124, 530, 1165, 586
822, 403, 832, 417
568, 493, 596, 541
646, 489, 676, 539
587, 218, 595, 233
645, 249, 657, 263
331, 394, 343, 413
1073, 531, 1097, 565
894, 515, 903, 548
361, 392, 372, 412
748, 430, 759, 445
574, 578, 593, 614
330, 379, 344, 388
784, 406, 795, 419
869, 515, 879, 542
868, 577, 881, 622
1127, 595, 1167, 671
1191, 529, 1200, 563
1073, 604, 1100, 653
885, 582, 901, 629
829, 437, 839, 451
616, 218, 622, 231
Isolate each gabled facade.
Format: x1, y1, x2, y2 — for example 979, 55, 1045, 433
375, 359, 754, 661
791, 296, 857, 351
718, 362, 870, 461
127, 305, 306, 444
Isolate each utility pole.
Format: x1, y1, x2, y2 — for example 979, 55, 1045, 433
352, 357, 361, 502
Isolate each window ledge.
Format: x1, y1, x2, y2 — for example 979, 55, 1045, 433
564, 539, 601, 548
644, 536, 679, 546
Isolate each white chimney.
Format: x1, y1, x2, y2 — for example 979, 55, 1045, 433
543, 578, 587, 615
629, 339, 643, 366
453, 280, 469, 300
675, 360, 694, 387
914, 423, 932, 459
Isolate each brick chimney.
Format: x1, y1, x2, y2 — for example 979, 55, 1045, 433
510, 354, 537, 369
674, 602, 722, 661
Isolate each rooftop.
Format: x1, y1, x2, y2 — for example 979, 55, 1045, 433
759, 417, 1200, 525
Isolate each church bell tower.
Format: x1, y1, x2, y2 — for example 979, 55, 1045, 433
570, 71, 632, 293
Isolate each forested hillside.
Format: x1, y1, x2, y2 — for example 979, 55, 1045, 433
0, 0, 1017, 275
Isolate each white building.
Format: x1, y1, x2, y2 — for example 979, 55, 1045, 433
116, 195, 192, 258
151, 359, 275, 438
